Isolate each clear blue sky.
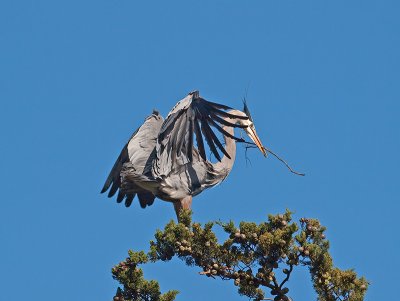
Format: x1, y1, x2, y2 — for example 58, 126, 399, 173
1, 1, 398, 300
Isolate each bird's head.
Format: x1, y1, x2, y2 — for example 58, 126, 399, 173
234, 100, 305, 176
237, 101, 267, 157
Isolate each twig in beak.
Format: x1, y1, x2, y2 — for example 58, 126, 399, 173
238, 134, 305, 176
263, 146, 305, 176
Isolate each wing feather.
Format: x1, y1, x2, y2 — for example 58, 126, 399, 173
202, 119, 231, 159
186, 114, 194, 162
200, 119, 222, 161
154, 91, 247, 176
101, 111, 163, 208
209, 111, 248, 129
193, 119, 206, 161
116, 189, 125, 203
125, 194, 135, 207
209, 106, 249, 120
101, 144, 129, 194
207, 117, 246, 142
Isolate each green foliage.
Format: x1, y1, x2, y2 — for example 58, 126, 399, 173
296, 218, 368, 301
112, 250, 178, 301
112, 210, 368, 301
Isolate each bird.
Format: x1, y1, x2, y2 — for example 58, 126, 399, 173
101, 90, 267, 218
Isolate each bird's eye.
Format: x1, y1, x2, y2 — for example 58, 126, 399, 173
245, 120, 253, 128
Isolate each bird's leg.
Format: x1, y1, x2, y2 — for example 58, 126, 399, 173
173, 196, 192, 221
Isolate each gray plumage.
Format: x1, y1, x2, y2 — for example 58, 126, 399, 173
101, 91, 266, 218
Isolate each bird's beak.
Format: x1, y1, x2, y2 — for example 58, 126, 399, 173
246, 125, 267, 157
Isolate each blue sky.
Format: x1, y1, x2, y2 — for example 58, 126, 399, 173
1, 1, 399, 300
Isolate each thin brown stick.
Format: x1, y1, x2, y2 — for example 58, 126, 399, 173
263, 146, 305, 176
240, 141, 305, 176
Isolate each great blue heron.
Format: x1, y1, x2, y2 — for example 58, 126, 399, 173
101, 91, 267, 218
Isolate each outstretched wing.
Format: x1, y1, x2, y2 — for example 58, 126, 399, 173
101, 110, 163, 207
154, 91, 248, 176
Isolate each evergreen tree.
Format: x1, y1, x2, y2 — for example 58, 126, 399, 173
112, 210, 368, 301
